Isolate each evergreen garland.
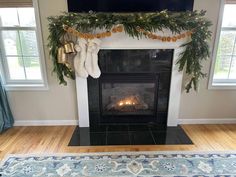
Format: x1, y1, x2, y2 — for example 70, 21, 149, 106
48, 10, 212, 92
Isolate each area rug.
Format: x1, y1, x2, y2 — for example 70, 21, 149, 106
1, 151, 236, 177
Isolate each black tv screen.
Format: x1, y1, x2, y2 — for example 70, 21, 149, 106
67, 0, 194, 13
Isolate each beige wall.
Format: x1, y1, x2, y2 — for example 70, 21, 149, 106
179, 0, 236, 119
6, 0, 236, 122
7, 0, 78, 121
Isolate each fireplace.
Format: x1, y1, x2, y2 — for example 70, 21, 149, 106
87, 49, 173, 126
67, 0, 193, 146
75, 30, 185, 127
71, 47, 193, 146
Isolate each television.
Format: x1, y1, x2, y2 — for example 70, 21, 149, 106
67, 0, 194, 13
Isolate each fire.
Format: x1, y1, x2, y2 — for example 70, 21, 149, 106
119, 102, 124, 106
118, 99, 135, 106
107, 95, 149, 111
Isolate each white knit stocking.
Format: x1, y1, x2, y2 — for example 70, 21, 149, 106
84, 41, 94, 77
74, 38, 88, 78
85, 38, 101, 78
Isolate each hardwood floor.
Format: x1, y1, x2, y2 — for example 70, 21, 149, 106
0, 124, 236, 160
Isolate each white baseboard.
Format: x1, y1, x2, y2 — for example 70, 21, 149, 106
179, 118, 236, 124
14, 120, 79, 126
13, 118, 236, 126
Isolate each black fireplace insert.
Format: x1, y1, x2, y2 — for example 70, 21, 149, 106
88, 49, 173, 126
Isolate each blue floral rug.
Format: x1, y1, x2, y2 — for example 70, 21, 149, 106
1, 151, 236, 177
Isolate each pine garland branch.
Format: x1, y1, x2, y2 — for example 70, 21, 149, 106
47, 10, 212, 92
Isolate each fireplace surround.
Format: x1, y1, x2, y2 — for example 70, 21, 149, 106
76, 31, 185, 127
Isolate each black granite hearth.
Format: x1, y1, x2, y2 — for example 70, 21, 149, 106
68, 125, 193, 146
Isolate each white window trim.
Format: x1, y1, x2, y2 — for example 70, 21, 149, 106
0, 0, 48, 91
208, 0, 236, 90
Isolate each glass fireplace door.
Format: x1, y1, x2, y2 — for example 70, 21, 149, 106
99, 74, 158, 122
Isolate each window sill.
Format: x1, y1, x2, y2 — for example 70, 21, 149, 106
4, 84, 49, 91
209, 83, 236, 90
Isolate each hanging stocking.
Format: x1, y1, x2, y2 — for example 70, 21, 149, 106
84, 41, 94, 77
85, 38, 101, 78
74, 38, 88, 78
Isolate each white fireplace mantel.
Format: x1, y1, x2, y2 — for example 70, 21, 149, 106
76, 31, 186, 127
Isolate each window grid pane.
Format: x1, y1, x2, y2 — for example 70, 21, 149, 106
2, 30, 21, 56
18, 8, 36, 27
229, 56, 236, 79
0, 8, 36, 27
6, 56, 26, 80
24, 57, 42, 80
19, 30, 39, 56
0, 8, 19, 27
222, 4, 236, 28
213, 31, 236, 80
214, 55, 231, 79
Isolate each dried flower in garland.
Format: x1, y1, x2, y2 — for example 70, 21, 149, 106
48, 10, 212, 92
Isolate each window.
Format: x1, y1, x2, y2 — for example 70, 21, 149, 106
0, 0, 47, 90
210, 1, 236, 88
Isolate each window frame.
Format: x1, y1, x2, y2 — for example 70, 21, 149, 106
209, 0, 236, 89
0, 0, 48, 90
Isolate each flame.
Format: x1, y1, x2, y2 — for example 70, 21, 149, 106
119, 102, 124, 106
118, 99, 136, 106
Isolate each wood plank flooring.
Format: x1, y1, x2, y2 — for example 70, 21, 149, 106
0, 124, 236, 160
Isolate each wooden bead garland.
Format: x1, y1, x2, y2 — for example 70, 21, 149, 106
63, 24, 192, 42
